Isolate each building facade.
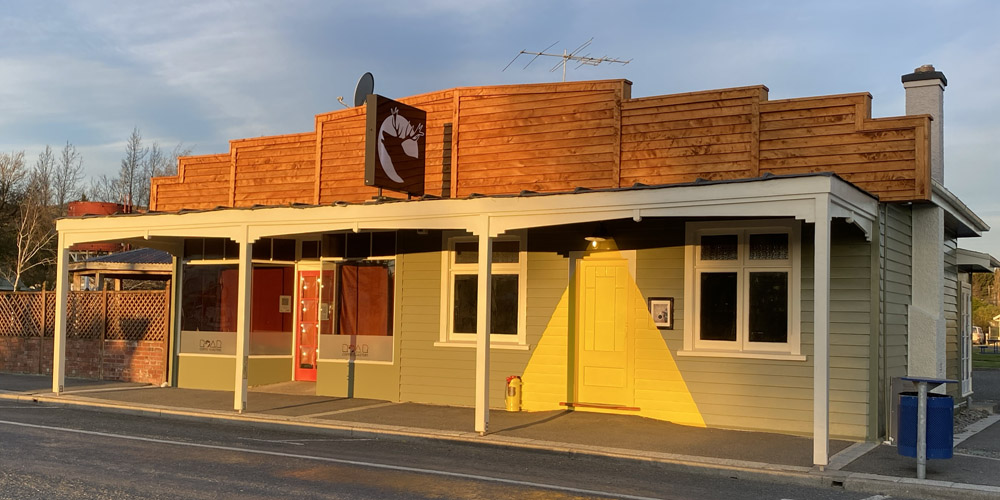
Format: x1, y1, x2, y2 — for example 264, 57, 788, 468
53, 68, 991, 467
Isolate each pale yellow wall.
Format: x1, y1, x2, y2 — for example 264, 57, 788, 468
248, 357, 292, 386
393, 220, 874, 440
518, 251, 571, 410
881, 204, 912, 434
624, 221, 871, 439
883, 206, 912, 378
316, 360, 400, 400
177, 355, 234, 391
177, 355, 292, 390
396, 248, 562, 409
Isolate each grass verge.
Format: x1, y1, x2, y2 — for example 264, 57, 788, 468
973, 349, 1000, 369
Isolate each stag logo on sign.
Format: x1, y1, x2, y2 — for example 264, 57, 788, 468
365, 95, 427, 196
378, 108, 424, 183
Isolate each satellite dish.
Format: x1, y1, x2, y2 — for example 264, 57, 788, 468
354, 72, 374, 107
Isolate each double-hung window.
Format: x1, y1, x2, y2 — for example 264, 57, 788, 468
439, 233, 527, 347
682, 220, 802, 359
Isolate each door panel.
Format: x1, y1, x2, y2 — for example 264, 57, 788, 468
295, 270, 319, 381
577, 259, 631, 406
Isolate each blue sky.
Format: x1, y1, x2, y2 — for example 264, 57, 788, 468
1, 0, 998, 253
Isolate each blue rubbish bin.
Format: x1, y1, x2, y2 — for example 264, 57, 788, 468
897, 391, 953, 459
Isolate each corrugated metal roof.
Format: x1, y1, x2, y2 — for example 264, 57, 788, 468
83, 247, 172, 265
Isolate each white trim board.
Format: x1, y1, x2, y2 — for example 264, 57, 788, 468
57, 175, 877, 247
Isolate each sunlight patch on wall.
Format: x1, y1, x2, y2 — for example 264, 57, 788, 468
518, 249, 705, 428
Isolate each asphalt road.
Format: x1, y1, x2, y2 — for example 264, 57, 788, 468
0, 402, 911, 500
973, 369, 1000, 402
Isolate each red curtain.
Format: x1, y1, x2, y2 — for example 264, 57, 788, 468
250, 267, 293, 332
338, 264, 392, 336
219, 268, 239, 332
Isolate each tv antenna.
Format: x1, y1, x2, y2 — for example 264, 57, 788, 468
503, 38, 631, 82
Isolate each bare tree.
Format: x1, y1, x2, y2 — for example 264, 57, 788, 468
2, 183, 56, 290
55, 141, 85, 210
0, 151, 27, 216
88, 173, 120, 203
31, 145, 55, 207
168, 143, 194, 176
119, 127, 147, 209
139, 141, 166, 208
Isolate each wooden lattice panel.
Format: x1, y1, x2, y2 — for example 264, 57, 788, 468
68, 292, 103, 339
0, 293, 42, 337
44, 292, 55, 337
107, 291, 166, 342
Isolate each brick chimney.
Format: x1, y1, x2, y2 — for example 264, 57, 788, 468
902, 64, 947, 185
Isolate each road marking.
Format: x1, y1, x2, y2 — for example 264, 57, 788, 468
0, 418, 663, 500
237, 437, 375, 446
789, 496, 890, 500
953, 451, 1000, 462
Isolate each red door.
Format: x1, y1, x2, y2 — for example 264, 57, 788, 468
295, 271, 320, 381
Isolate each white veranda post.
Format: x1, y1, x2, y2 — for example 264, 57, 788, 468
52, 234, 70, 394
813, 197, 831, 468
475, 222, 494, 435
234, 234, 252, 412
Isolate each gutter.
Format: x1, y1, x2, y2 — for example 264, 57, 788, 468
931, 182, 990, 237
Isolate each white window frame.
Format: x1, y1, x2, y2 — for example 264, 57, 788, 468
680, 219, 804, 360
437, 231, 528, 348
960, 282, 973, 397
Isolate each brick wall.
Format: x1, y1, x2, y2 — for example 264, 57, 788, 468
0, 337, 166, 384
0, 337, 44, 374
102, 340, 166, 384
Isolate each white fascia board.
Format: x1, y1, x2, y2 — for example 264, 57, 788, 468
931, 182, 989, 237
57, 175, 877, 244
956, 247, 1000, 272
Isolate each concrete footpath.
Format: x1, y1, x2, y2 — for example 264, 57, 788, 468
2, 373, 999, 500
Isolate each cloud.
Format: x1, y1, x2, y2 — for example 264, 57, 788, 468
0, 0, 998, 258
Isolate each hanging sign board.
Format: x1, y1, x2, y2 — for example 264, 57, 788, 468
364, 95, 426, 196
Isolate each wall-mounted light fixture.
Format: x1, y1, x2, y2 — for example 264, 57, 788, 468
584, 223, 609, 248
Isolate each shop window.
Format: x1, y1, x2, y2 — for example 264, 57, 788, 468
184, 238, 238, 261
301, 240, 321, 260
250, 266, 294, 355
441, 235, 526, 346
337, 261, 394, 336
181, 264, 238, 332
324, 232, 397, 259
682, 220, 802, 358
251, 238, 297, 261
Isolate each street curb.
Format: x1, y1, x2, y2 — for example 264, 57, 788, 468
3, 392, 999, 500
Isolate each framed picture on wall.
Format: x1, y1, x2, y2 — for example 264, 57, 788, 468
648, 297, 674, 330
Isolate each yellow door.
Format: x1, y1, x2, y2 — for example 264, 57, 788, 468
577, 258, 631, 406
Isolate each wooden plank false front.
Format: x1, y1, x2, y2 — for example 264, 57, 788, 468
232, 133, 316, 206
620, 87, 764, 186
758, 94, 927, 202
151, 154, 230, 211
150, 79, 932, 212
454, 88, 620, 197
